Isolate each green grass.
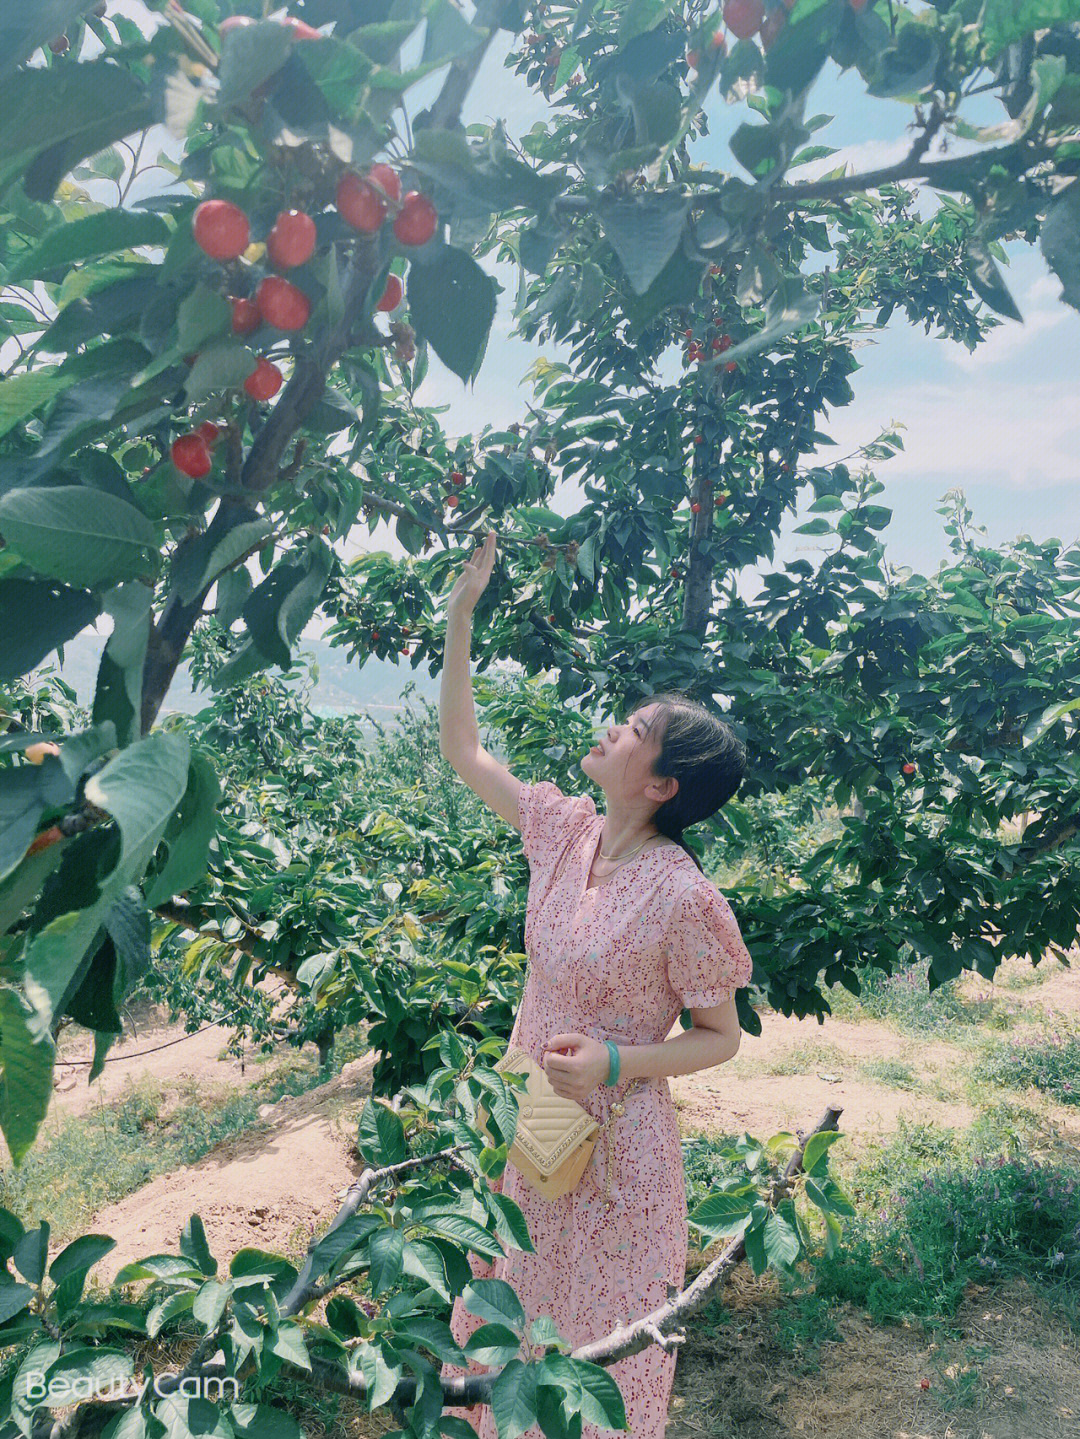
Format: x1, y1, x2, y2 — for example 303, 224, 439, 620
681, 1108, 1080, 1343
858, 1057, 921, 1090
811, 1115, 1080, 1332
0, 1030, 368, 1244
824, 957, 1027, 1040
971, 1027, 1080, 1106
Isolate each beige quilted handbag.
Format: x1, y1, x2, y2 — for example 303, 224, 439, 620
476, 1045, 600, 1200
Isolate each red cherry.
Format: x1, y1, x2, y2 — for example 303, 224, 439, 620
711, 28, 727, 50
279, 15, 323, 40
725, 360, 738, 372
219, 16, 255, 34
693, 434, 704, 444
192, 199, 250, 261
256, 274, 311, 331
446, 494, 459, 507
48, 34, 69, 55
711, 337, 723, 352
450, 470, 465, 485
690, 502, 702, 513
196, 421, 221, 449
27, 826, 65, 856
684, 329, 694, 339
372, 630, 380, 640
392, 193, 439, 247
686, 49, 700, 70
336, 171, 387, 232
367, 163, 401, 203
760, 9, 785, 48
172, 433, 212, 478
230, 295, 261, 335
376, 273, 403, 312
723, 0, 765, 40
902, 762, 916, 775
243, 356, 283, 401
719, 334, 733, 351
919, 1378, 930, 1390
714, 492, 726, 505
267, 209, 316, 268
402, 625, 410, 635
850, 0, 869, 9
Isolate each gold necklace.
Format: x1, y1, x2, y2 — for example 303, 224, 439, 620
596, 831, 659, 864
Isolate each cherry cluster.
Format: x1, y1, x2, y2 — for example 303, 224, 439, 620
172, 160, 438, 477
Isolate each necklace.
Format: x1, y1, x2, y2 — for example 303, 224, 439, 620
596, 831, 660, 864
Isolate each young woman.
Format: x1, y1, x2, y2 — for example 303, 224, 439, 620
437, 530, 753, 1437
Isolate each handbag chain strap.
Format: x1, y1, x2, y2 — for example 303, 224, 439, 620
598, 1077, 651, 1208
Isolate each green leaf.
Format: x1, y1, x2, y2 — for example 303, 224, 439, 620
594, 191, 690, 296
0, 486, 156, 589
0, 1282, 34, 1324
0, 580, 102, 680
0, 987, 56, 1166
172, 519, 273, 607
712, 277, 820, 362
1040, 182, 1080, 314
10, 210, 171, 284
218, 20, 295, 106
20, 732, 189, 1039
965, 236, 1023, 321
155, 1395, 234, 1439
982, 1, 1080, 57
1021, 696, 1080, 747
229, 542, 334, 677
0, 370, 72, 440
180, 1214, 218, 1279
100, 1409, 147, 1439
407, 245, 499, 385
0, 1, 90, 77
92, 583, 153, 748
764, 0, 837, 95
229, 1403, 302, 1439
0, 756, 74, 884
41, 1349, 133, 1406
49, 1234, 116, 1316
369, 1225, 404, 1296
184, 340, 257, 404
143, 752, 220, 907
762, 1210, 802, 1273
192, 1279, 231, 1331
0, 60, 151, 201
461, 1278, 525, 1332
177, 283, 233, 355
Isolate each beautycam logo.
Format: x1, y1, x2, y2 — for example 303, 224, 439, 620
24, 1373, 240, 1405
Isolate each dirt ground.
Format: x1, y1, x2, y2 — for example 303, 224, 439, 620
47, 950, 1080, 1437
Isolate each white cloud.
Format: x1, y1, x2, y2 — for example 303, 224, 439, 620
822, 375, 1080, 490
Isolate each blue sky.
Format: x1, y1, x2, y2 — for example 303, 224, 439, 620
43, 5, 1080, 693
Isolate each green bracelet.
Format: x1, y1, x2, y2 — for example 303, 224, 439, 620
603, 1039, 620, 1086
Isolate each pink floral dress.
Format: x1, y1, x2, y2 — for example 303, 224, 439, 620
440, 780, 754, 1437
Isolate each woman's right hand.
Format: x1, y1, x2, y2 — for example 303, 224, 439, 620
446, 530, 497, 618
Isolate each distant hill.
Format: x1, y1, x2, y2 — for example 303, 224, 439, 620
46, 633, 513, 741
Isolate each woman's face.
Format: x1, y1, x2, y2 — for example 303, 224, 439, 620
580, 702, 677, 806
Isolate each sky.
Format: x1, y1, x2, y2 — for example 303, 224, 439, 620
26, 3, 1080, 702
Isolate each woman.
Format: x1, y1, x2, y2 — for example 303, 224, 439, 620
437, 530, 753, 1437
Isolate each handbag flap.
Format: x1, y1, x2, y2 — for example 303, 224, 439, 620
495, 1046, 598, 1178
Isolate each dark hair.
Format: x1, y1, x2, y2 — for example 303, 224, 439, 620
633, 692, 747, 872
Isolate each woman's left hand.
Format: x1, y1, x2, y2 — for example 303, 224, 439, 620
541, 1033, 613, 1104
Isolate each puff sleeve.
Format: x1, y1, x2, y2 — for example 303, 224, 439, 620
517, 779, 594, 869
662, 879, 753, 1009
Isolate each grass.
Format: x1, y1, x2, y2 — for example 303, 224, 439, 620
823, 956, 1029, 1040
681, 1096, 1080, 1356
858, 1057, 921, 1090
971, 1026, 1080, 1106
0, 1028, 369, 1244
